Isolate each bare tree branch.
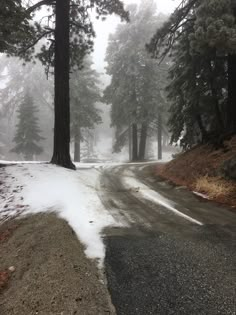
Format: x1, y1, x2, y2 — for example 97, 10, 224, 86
19, 30, 53, 55
147, 0, 199, 58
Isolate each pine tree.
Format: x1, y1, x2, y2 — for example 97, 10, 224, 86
148, 0, 236, 148
0, 56, 54, 160
0, 0, 34, 54
104, 1, 168, 161
11, 92, 43, 160
70, 58, 101, 162
2, 0, 128, 169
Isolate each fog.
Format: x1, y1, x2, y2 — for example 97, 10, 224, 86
0, 0, 181, 162
92, 0, 180, 71
91, 0, 181, 161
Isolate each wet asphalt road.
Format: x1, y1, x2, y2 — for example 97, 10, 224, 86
98, 164, 236, 315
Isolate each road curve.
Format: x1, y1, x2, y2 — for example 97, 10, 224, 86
98, 164, 236, 315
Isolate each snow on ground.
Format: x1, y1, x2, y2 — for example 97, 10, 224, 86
161, 152, 174, 162
193, 191, 210, 200
122, 169, 203, 226
0, 158, 178, 265
0, 164, 122, 266
0, 160, 47, 164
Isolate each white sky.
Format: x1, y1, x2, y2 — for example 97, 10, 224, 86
1, 0, 180, 81
92, 0, 181, 72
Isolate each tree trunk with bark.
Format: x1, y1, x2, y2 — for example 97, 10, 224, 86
196, 113, 208, 143
157, 114, 162, 160
208, 59, 224, 132
25, 154, 33, 161
138, 123, 147, 161
227, 54, 236, 134
132, 123, 138, 161
50, 0, 75, 169
74, 127, 81, 162
128, 123, 132, 162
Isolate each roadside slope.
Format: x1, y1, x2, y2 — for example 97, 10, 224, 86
0, 213, 115, 315
157, 136, 236, 207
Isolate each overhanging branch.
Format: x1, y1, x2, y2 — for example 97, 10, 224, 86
27, 0, 55, 14
19, 30, 53, 55
147, 0, 199, 58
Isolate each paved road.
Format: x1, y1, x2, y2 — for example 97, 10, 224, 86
98, 164, 236, 315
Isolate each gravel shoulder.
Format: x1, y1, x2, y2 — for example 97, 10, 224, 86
0, 213, 115, 315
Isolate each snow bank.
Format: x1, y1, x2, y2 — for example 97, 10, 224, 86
1, 164, 120, 266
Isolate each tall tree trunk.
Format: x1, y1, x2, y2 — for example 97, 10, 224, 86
157, 114, 162, 160
128, 123, 132, 162
132, 123, 138, 161
227, 4, 236, 134
74, 127, 80, 162
196, 113, 208, 142
138, 123, 147, 161
208, 59, 224, 132
227, 54, 236, 134
213, 96, 224, 132
25, 154, 33, 161
50, 0, 75, 169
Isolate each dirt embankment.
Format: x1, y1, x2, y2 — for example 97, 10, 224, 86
0, 213, 115, 315
157, 136, 236, 208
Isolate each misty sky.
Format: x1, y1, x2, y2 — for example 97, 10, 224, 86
92, 0, 180, 72
1, 0, 180, 85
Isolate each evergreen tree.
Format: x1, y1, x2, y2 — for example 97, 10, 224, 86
148, 0, 236, 148
0, 56, 53, 118
11, 91, 43, 160
104, 0, 168, 161
2, 0, 128, 169
0, 0, 34, 54
0, 56, 54, 160
70, 58, 101, 162
166, 16, 227, 148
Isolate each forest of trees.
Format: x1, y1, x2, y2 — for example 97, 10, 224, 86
148, 0, 236, 149
0, 0, 128, 168
1, 0, 234, 166
0, 55, 102, 162
104, 1, 169, 161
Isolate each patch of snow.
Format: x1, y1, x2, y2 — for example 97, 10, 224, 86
0, 160, 46, 164
0, 159, 167, 168
160, 152, 174, 162
123, 169, 135, 177
139, 165, 149, 171
193, 191, 210, 200
0, 164, 123, 266
122, 174, 203, 226
127, 161, 164, 166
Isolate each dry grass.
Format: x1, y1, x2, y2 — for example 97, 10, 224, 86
157, 136, 236, 207
194, 175, 235, 199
